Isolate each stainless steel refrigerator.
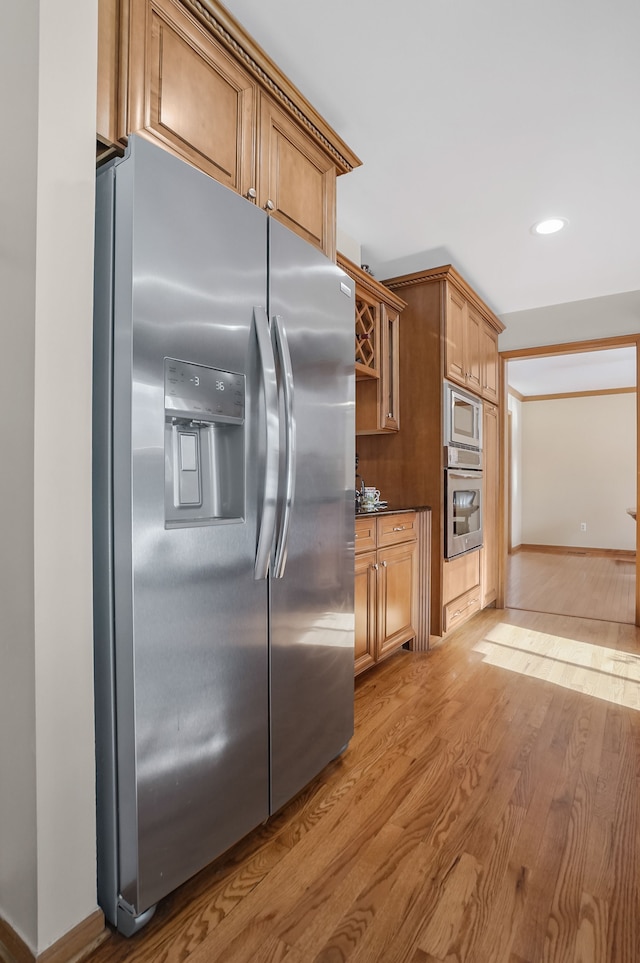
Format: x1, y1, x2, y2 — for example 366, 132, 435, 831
92, 135, 355, 935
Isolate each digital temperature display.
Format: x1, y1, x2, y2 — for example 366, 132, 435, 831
164, 359, 245, 424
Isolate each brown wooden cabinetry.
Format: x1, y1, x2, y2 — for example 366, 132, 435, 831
97, 0, 120, 154
259, 97, 336, 255
127, 0, 257, 194
97, 0, 360, 258
356, 265, 504, 639
442, 551, 481, 634
354, 512, 419, 674
480, 322, 500, 404
481, 402, 499, 607
444, 275, 500, 403
445, 287, 481, 394
338, 254, 406, 435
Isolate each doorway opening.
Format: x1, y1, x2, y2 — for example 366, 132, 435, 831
501, 337, 638, 625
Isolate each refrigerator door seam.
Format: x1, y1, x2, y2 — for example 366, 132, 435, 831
253, 305, 280, 580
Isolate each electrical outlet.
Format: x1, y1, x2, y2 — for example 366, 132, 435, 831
580, 522, 587, 532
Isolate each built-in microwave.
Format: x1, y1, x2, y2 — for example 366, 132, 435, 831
443, 380, 483, 452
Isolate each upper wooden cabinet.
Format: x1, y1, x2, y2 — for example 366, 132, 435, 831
445, 287, 481, 394
127, 0, 257, 193
337, 254, 406, 435
480, 322, 499, 404
442, 270, 501, 401
258, 96, 335, 255
97, 0, 361, 258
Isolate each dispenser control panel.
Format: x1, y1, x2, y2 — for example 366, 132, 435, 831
164, 359, 245, 424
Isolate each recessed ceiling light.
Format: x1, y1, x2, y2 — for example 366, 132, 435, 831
531, 217, 568, 235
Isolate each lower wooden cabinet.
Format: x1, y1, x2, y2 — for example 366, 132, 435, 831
443, 585, 482, 634
354, 512, 419, 675
442, 549, 481, 635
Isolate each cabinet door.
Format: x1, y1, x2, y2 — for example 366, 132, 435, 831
376, 540, 418, 661
481, 322, 499, 404
128, 0, 257, 196
355, 551, 377, 675
355, 288, 380, 379
97, 0, 120, 148
465, 304, 482, 394
445, 285, 466, 387
258, 95, 336, 258
482, 403, 499, 606
380, 305, 400, 431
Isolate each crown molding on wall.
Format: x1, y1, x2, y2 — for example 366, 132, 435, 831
518, 386, 636, 403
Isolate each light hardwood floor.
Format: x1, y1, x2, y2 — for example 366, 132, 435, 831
506, 551, 636, 624
86, 606, 640, 963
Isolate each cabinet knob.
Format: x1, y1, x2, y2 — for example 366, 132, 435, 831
372, 563, 379, 571
264, 199, 275, 212
245, 187, 257, 200
381, 560, 387, 567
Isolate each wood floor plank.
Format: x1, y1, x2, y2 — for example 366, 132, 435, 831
543, 767, 592, 962
506, 552, 635, 624
573, 892, 609, 963
86, 606, 640, 963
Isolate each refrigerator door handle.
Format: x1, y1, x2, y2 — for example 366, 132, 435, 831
272, 314, 296, 578
253, 306, 280, 580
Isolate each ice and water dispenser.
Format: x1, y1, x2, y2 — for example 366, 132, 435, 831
164, 359, 245, 525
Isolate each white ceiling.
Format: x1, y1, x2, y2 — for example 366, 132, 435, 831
223, 0, 640, 317
507, 346, 636, 395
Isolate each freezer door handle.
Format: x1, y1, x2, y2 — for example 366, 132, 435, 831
253, 306, 280, 580
272, 314, 296, 578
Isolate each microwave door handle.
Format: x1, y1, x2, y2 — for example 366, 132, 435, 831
272, 314, 296, 579
253, 306, 280, 581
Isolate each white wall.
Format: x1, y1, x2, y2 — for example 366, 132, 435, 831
508, 394, 523, 549
0, 0, 98, 955
499, 289, 640, 352
520, 393, 636, 551
336, 226, 361, 266
0, 4, 39, 945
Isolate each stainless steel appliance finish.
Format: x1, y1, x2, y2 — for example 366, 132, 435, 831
444, 468, 483, 558
445, 444, 483, 471
443, 379, 483, 452
93, 136, 355, 935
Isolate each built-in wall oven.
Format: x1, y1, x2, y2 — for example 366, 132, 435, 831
445, 467, 483, 558
443, 381, 483, 559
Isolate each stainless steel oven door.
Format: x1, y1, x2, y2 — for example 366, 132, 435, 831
445, 469, 483, 559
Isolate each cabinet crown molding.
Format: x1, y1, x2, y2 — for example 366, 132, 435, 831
337, 253, 407, 312
182, 0, 362, 175
383, 264, 505, 334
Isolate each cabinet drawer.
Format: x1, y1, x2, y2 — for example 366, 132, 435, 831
443, 587, 481, 634
355, 516, 377, 552
377, 512, 417, 548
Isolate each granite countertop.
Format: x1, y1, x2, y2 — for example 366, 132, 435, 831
355, 505, 431, 517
